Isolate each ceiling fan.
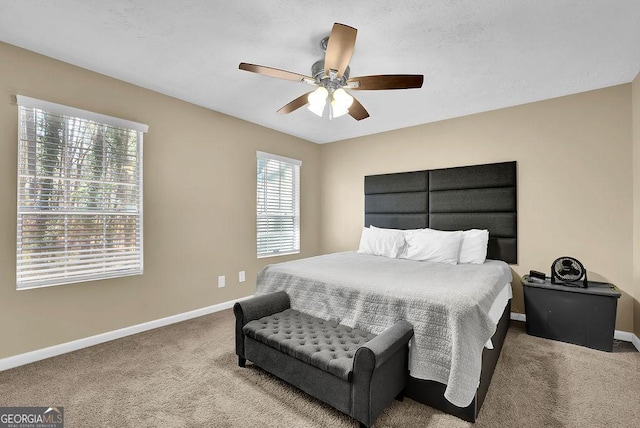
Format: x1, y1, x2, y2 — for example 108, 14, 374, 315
239, 23, 424, 121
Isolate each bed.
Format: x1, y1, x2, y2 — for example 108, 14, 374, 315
256, 161, 517, 422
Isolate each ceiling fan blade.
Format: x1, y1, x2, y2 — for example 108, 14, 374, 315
346, 74, 424, 90
277, 92, 313, 114
348, 95, 369, 121
239, 63, 313, 83
324, 23, 357, 79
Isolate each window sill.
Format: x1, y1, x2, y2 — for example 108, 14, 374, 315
257, 251, 300, 259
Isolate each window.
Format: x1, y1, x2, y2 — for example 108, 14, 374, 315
16, 96, 148, 290
256, 151, 301, 258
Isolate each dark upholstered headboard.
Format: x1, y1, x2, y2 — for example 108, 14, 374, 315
364, 161, 517, 264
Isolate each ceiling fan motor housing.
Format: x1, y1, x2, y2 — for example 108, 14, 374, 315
311, 60, 350, 88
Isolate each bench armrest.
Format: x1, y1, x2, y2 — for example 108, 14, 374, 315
233, 291, 290, 359
353, 320, 414, 371
233, 291, 290, 324
352, 320, 414, 427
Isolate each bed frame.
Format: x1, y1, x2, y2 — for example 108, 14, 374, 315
364, 161, 517, 422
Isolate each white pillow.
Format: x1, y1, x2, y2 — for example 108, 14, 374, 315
458, 229, 489, 264
357, 227, 406, 258
370, 225, 419, 258
369, 225, 395, 232
402, 228, 463, 265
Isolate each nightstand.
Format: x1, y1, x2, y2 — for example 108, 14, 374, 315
522, 277, 620, 351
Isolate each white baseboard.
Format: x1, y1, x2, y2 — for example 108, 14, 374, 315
614, 330, 640, 351
0, 295, 253, 372
633, 334, 640, 352
613, 330, 634, 342
510, 312, 526, 322
510, 312, 640, 351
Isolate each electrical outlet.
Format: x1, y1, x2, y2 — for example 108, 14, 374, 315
239, 271, 245, 283
218, 275, 225, 288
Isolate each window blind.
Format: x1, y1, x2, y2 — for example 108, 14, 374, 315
256, 151, 301, 258
16, 96, 147, 289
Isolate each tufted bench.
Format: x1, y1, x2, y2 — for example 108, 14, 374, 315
234, 291, 414, 428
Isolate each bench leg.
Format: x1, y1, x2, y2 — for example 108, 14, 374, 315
359, 423, 368, 428
395, 390, 404, 402
238, 356, 246, 367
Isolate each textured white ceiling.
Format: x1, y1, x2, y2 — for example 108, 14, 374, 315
1, 1, 639, 144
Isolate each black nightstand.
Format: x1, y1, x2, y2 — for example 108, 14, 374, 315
522, 277, 620, 351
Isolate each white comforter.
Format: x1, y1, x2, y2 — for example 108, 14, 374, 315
255, 251, 512, 407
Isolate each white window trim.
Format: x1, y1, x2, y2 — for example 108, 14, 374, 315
256, 151, 302, 167
17, 96, 148, 133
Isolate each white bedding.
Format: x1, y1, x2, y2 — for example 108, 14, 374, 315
485, 283, 512, 349
255, 251, 512, 407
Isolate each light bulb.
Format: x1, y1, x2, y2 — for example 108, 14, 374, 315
307, 87, 328, 117
332, 88, 353, 108
328, 88, 353, 119
308, 102, 325, 117
330, 99, 349, 118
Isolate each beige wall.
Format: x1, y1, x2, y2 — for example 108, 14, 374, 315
319, 85, 634, 331
0, 42, 321, 359
633, 72, 640, 336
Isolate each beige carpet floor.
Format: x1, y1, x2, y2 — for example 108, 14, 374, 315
1, 309, 639, 428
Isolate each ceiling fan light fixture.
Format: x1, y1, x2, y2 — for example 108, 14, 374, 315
330, 100, 348, 119
308, 102, 325, 117
307, 86, 328, 116
328, 88, 353, 119
333, 88, 353, 108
